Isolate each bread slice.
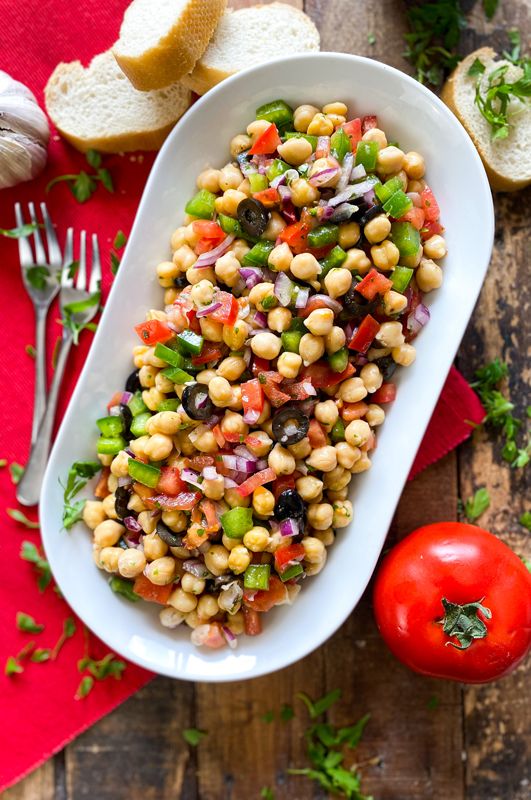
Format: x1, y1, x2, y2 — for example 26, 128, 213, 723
113, 0, 227, 91
182, 3, 320, 95
45, 51, 190, 153
441, 47, 531, 192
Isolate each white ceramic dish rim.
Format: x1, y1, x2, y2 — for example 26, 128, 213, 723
40, 52, 494, 682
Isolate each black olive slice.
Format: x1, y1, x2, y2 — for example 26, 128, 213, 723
374, 355, 397, 381
125, 369, 141, 394
182, 383, 215, 421
359, 204, 384, 227
237, 197, 270, 237
275, 488, 305, 521
342, 286, 379, 321
114, 486, 130, 520
272, 407, 309, 446
156, 522, 184, 548
119, 403, 133, 439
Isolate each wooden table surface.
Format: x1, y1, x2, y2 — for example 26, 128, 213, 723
6, 1, 530, 798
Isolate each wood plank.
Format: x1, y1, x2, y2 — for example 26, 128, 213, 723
2, 762, 55, 800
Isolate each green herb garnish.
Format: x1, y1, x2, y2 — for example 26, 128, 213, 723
472, 58, 531, 140
7, 508, 39, 529
31, 648, 51, 663
182, 728, 207, 747
46, 150, 114, 203
0, 223, 40, 238
260, 788, 275, 800
519, 512, 531, 531
50, 617, 77, 659
16, 612, 45, 633
110, 230, 127, 276
60, 291, 101, 345
78, 653, 126, 680
20, 541, 52, 592
25, 344, 36, 359
75, 676, 95, 699
464, 487, 491, 522
61, 460, 101, 530
109, 576, 140, 602
10, 462, 25, 484
26, 265, 52, 290
5, 656, 24, 676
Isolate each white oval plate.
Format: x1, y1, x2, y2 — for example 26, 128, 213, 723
41, 53, 494, 682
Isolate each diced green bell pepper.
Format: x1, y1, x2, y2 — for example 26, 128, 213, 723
288, 317, 307, 332
130, 412, 152, 438
249, 172, 268, 193
329, 347, 349, 373
127, 458, 161, 488
185, 189, 216, 220
331, 418, 345, 443
96, 416, 123, 437
256, 99, 294, 128
390, 221, 421, 257
330, 128, 351, 163
320, 245, 347, 278
157, 398, 181, 412
154, 342, 185, 368
307, 224, 339, 249
281, 329, 303, 354
176, 330, 203, 355
266, 159, 291, 182
162, 366, 195, 384
284, 132, 318, 151
279, 563, 304, 582
244, 564, 271, 590
97, 436, 126, 455
128, 391, 148, 417
391, 266, 414, 293
218, 213, 258, 243
383, 190, 413, 218
242, 240, 275, 267
375, 176, 403, 204
355, 140, 379, 171
221, 507, 254, 539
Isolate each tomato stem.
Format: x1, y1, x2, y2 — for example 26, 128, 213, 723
439, 597, 492, 650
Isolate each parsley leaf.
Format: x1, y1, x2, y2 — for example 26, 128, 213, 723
113, 230, 127, 250
20, 541, 52, 592
8, 462, 26, 485
31, 648, 51, 663
261, 788, 275, 800
16, 612, 45, 633
75, 676, 95, 700
5, 656, 23, 676
468, 58, 486, 77
78, 653, 126, 680
464, 487, 490, 521
109, 576, 140, 602
46, 151, 114, 203
367, 33, 376, 46
182, 728, 207, 746
296, 688, 342, 719
261, 710, 274, 723
85, 149, 102, 169
504, 30, 521, 63
520, 512, 531, 531
0, 223, 40, 238
403, 0, 465, 86
50, 617, 77, 659
26, 265, 51, 290
280, 703, 294, 722
61, 460, 101, 530
25, 344, 36, 359
472, 57, 531, 140
7, 508, 40, 529
60, 291, 101, 345
482, 0, 499, 19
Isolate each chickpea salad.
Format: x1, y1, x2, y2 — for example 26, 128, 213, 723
80, 98, 446, 650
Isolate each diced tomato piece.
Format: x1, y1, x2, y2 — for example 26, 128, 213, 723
282, 380, 315, 401
420, 186, 440, 223
342, 118, 362, 147
371, 383, 397, 403
194, 622, 227, 648
133, 574, 174, 605
106, 391, 123, 411
245, 434, 265, 450
212, 424, 226, 448
201, 499, 220, 533
362, 115, 378, 134
400, 207, 425, 230
134, 319, 174, 345
355, 268, 393, 300
280, 221, 311, 255
195, 235, 226, 255
252, 187, 280, 207
420, 220, 444, 241
308, 243, 335, 260
192, 220, 224, 239
298, 296, 338, 319
248, 123, 282, 155
243, 606, 263, 635
145, 491, 201, 511
341, 401, 369, 422
186, 455, 214, 471
244, 576, 289, 612
348, 315, 381, 353
301, 361, 355, 388
133, 482, 155, 500
191, 341, 225, 366
241, 378, 264, 424
236, 468, 276, 497
259, 372, 291, 407
209, 292, 239, 326
222, 431, 245, 444
184, 524, 209, 550
273, 475, 296, 501
157, 466, 187, 496
251, 356, 270, 377
274, 543, 306, 574
94, 467, 110, 498
308, 418, 328, 448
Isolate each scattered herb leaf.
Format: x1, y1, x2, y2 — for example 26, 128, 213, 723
261, 710, 274, 723
296, 688, 342, 719
109, 576, 140, 602
85, 149, 102, 169
31, 648, 51, 663
75, 676, 95, 700
25, 344, 36, 359
464, 487, 491, 522
482, 0, 499, 19
7, 508, 40, 529
367, 33, 376, 46
113, 230, 127, 249
78, 653, 126, 680
26, 265, 51, 290
403, 0, 465, 87
280, 703, 295, 723
51, 617, 77, 659
46, 151, 114, 203
182, 728, 207, 747
519, 512, 531, 531
261, 788, 275, 800
10, 462, 25, 484
427, 695, 440, 710
0, 223, 40, 238
467, 57, 486, 77
61, 460, 101, 530
16, 612, 45, 634
20, 541, 52, 592
59, 291, 101, 345
0, 458, 6, 467
504, 30, 521, 63
5, 656, 23, 676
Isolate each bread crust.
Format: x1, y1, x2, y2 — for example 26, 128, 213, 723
113, 0, 227, 91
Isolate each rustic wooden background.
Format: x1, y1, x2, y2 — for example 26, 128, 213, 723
6, 1, 530, 798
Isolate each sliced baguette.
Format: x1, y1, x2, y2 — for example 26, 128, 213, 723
45, 51, 190, 154
441, 47, 531, 192
113, 0, 227, 91
182, 3, 320, 95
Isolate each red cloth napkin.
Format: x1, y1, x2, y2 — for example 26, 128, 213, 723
0, 0, 485, 792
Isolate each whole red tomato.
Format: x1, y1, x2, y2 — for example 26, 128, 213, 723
373, 523, 531, 683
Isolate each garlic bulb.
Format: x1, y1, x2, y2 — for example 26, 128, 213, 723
0, 71, 50, 189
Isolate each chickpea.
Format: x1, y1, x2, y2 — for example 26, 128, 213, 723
159, 608, 185, 628
307, 503, 334, 530
306, 445, 337, 473
304, 308, 334, 337
230, 133, 252, 158
325, 326, 346, 355
203, 474, 225, 500
118, 548, 146, 579
138, 510, 159, 535
194, 429, 218, 454
338, 377, 368, 403
407, 179, 426, 193
144, 433, 173, 461
204, 544, 230, 576
333, 500, 354, 528
315, 399, 339, 428
209, 376, 233, 407
143, 532, 168, 561
338, 221, 360, 249
227, 611, 245, 635
138, 365, 156, 388
82, 500, 106, 530
262, 211, 287, 241
186, 265, 216, 287
219, 163, 243, 191
164, 288, 178, 305
403, 151, 425, 180
143, 387, 165, 412
252, 487, 275, 517
296, 475, 324, 501
249, 281, 275, 310
168, 587, 198, 613
220, 189, 247, 217
335, 442, 361, 469
197, 168, 221, 193
307, 112, 334, 136
250, 331, 281, 360
147, 411, 182, 436
365, 404, 385, 427
181, 573, 206, 595
360, 363, 383, 393
290, 252, 321, 281
277, 351, 302, 379
309, 157, 341, 187
290, 178, 320, 208
155, 372, 174, 394
268, 242, 293, 272
268, 307, 292, 333
377, 146, 405, 175
98, 547, 122, 573
324, 268, 352, 299
364, 214, 391, 244
265, 532, 286, 554
93, 520, 124, 548
288, 437, 312, 458
268, 443, 296, 475
222, 320, 249, 350
217, 356, 246, 382
228, 545, 252, 574
197, 595, 219, 620
215, 252, 241, 288
423, 235, 447, 260
184, 610, 202, 629
237, 178, 251, 196
376, 321, 405, 348
392, 169, 409, 191
245, 430, 273, 458
220, 411, 248, 442
314, 528, 335, 547
161, 510, 187, 534
172, 244, 197, 272
299, 333, 325, 365
416, 258, 443, 292
246, 119, 271, 139
401, 245, 423, 269
107, 474, 119, 493
277, 137, 313, 166
242, 526, 270, 552
326, 487, 349, 502
382, 289, 408, 316
191, 280, 214, 308
170, 226, 187, 250
343, 248, 372, 275
323, 465, 351, 491
362, 127, 387, 149
230, 238, 250, 262
371, 240, 400, 271
305, 553, 327, 576
392, 343, 416, 367
128, 493, 146, 514
345, 419, 372, 448
301, 537, 326, 566
156, 260, 179, 287
293, 103, 320, 133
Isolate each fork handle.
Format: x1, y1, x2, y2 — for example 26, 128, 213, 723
17, 334, 73, 507
31, 306, 49, 444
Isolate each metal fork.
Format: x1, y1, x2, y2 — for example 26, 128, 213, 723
15, 202, 62, 444
17, 229, 101, 506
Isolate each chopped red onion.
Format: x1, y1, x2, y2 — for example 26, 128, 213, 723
256, 459, 268, 471
253, 310, 268, 328
222, 625, 238, 649
181, 468, 203, 489
183, 559, 213, 579
193, 235, 235, 268
280, 199, 297, 224
274, 272, 295, 307
284, 169, 299, 184
316, 135, 331, 155
278, 184, 292, 201
319, 203, 337, 221
307, 294, 343, 314
124, 516, 142, 534
221, 454, 256, 474
120, 391, 133, 405
202, 466, 219, 481
218, 581, 243, 614
196, 301, 222, 318
270, 173, 287, 189
239, 267, 264, 289
294, 286, 310, 309
109, 404, 120, 417
309, 167, 340, 187
243, 407, 261, 425
363, 187, 377, 205
407, 302, 430, 336
330, 202, 359, 223
236, 151, 255, 176
280, 518, 299, 537
350, 163, 367, 181
204, 414, 221, 429
224, 477, 239, 489
242, 347, 252, 366
117, 475, 132, 487
301, 380, 317, 396
336, 152, 354, 192
234, 445, 258, 461
329, 180, 377, 207
124, 448, 135, 458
